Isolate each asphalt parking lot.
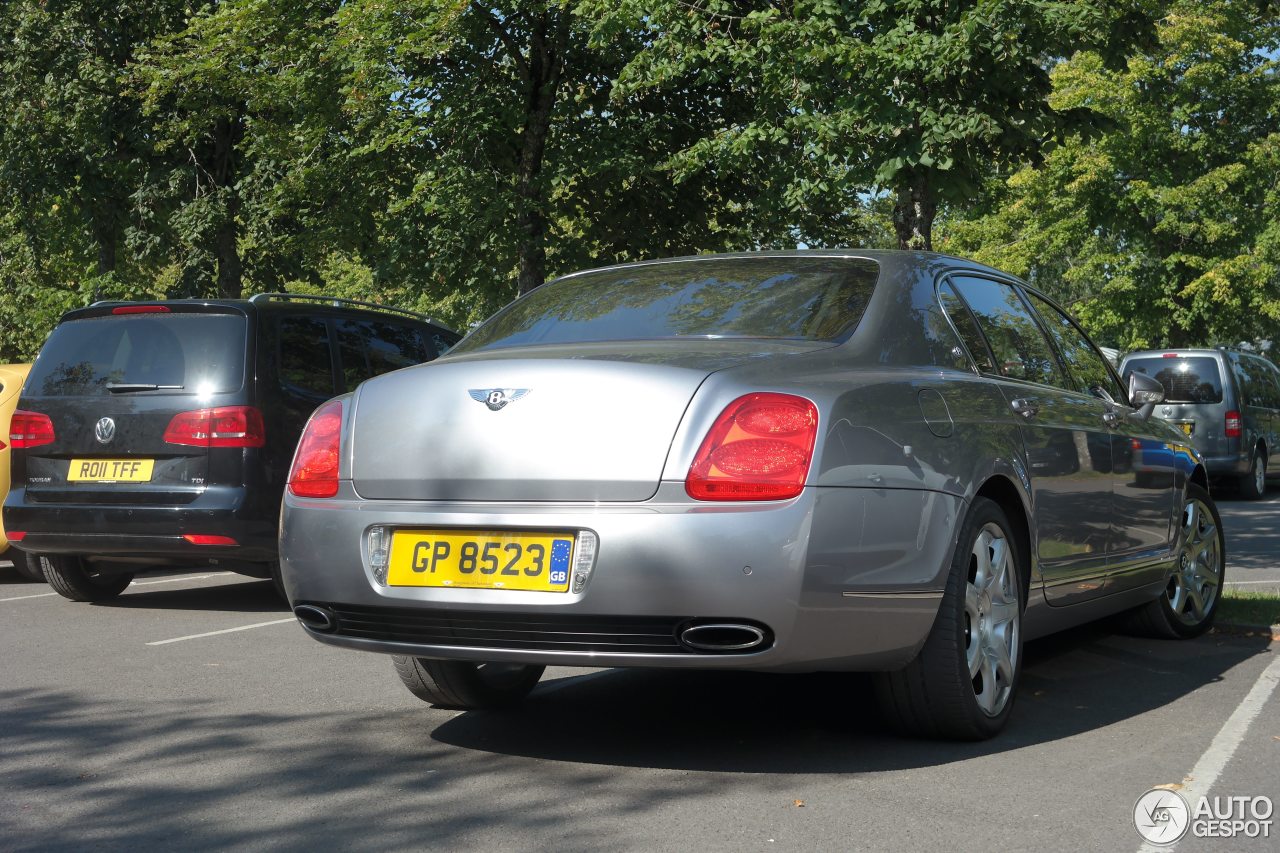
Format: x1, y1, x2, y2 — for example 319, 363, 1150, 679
3, 490, 1278, 852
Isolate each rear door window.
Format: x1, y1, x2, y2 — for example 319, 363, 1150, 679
1123, 357, 1223, 404
948, 276, 1067, 388
337, 319, 432, 391
27, 314, 246, 397
938, 281, 996, 372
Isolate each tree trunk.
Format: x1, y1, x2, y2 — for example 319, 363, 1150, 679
510, 11, 570, 297
892, 172, 936, 251
210, 114, 245, 299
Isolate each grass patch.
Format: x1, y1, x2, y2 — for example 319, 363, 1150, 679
1219, 590, 1280, 627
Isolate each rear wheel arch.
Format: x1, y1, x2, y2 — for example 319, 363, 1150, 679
1190, 464, 1209, 492
973, 475, 1033, 600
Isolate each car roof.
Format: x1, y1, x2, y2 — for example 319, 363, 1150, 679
57, 295, 458, 335
549, 248, 1019, 286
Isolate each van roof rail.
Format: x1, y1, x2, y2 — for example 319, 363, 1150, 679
248, 292, 452, 330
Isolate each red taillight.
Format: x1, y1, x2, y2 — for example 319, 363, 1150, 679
7, 531, 26, 542
1225, 410, 1242, 438
686, 393, 818, 501
1162, 353, 1179, 358
182, 534, 237, 546
9, 410, 55, 449
1130, 438, 1142, 450
289, 400, 343, 498
112, 305, 170, 314
164, 406, 265, 448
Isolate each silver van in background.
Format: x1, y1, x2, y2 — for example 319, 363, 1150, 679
1120, 348, 1280, 499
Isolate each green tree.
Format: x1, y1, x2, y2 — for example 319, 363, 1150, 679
943, 0, 1280, 348
602, 0, 1157, 251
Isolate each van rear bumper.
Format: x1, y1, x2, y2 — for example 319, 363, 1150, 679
1200, 453, 1248, 478
2, 485, 279, 563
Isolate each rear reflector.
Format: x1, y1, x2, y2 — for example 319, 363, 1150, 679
112, 305, 171, 314
9, 410, 55, 449
164, 406, 265, 448
289, 400, 343, 498
182, 534, 237, 546
686, 393, 818, 501
7, 531, 25, 542
1225, 410, 1242, 438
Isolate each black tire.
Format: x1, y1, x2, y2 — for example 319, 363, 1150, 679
874, 497, 1025, 740
41, 555, 133, 602
1238, 448, 1266, 500
12, 551, 47, 582
1123, 482, 1225, 639
392, 656, 545, 710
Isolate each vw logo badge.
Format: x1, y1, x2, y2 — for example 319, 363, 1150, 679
468, 388, 531, 411
94, 417, 116, 444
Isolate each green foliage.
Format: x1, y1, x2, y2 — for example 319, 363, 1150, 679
1, 0, 1276, 359
942, 0, 1280, 349
598, 0, 1158, 248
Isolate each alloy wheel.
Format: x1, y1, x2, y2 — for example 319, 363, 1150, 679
964, 523, 1020, 717
1167, 498, 1222, 626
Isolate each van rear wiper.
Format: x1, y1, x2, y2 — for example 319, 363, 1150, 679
105, 383, 184, 393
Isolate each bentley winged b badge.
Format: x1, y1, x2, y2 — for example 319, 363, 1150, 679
468, 388, 531, 411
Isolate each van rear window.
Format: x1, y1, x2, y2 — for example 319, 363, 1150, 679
27, 314, 247, 397
1123, 356, 1223, 404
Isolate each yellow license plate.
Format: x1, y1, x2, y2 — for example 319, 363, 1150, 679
1177, 422, 1194, 436
387, 529, 575, 592
67, 458, 155, 483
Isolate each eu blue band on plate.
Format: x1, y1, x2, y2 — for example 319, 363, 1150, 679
550, 538, 572, 585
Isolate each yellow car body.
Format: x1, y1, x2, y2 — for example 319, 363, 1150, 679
1, 363, 33, 554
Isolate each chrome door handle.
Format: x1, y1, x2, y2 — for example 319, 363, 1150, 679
1102, 410, 1121, 428
1010, 398, 1039, 419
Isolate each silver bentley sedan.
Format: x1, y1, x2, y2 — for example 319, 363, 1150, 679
280, 251, 1224, 739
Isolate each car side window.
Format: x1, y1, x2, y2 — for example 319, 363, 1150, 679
278, 316, 335, 397
948, 276, 1067, 388
1025, 292, 1126, 402
1260, 359, 1280, 409
937, 281, 996, 372
1244, 355, 1280, 408
1229, 354, 1252, 406
337, 319, 432, 392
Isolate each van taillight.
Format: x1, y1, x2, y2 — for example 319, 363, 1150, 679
1225, 410, 1242, 438
686, 393, 819, 501
9, 411, 55, 449
164, 406, 265, 448
289, 400, 343, 498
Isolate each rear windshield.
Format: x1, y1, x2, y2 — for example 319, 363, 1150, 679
27, 314, 248, 397
453, 257, 881, 354
1123, 356, 1224, 404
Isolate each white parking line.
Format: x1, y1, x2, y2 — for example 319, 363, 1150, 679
1224, 579, 1280, 585
1136, 652, 1280, 853
131, 573, 230, 586
0, 591, 58, 602
147, 617, 296, 646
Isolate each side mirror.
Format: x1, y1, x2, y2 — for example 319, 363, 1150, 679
1127, 371, 1165, 421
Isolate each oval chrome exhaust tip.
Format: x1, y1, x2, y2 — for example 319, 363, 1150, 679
293, 604, 336, 633
679, 623, 767, 652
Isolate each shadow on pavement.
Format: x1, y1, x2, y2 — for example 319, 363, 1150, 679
430, 624, 1273, 772
92, 577, 287, 615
